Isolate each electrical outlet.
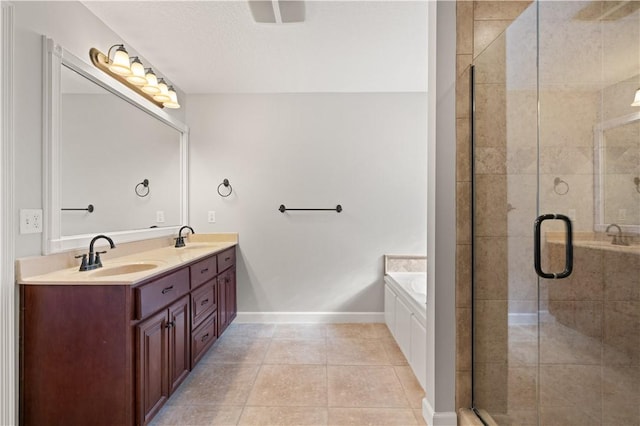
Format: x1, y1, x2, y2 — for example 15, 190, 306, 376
208, 211, 216, 223
156, 211, 165, 223
20, 209, 43, 234
619, 209, 627, 221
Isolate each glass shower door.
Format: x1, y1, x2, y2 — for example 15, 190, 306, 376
472, 1, 640, 425
537, 2, 640, 425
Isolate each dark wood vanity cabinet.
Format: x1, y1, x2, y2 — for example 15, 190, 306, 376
20, 246, 237, 426
136, 295, 190, 425
217, 247, 237, 335
218, 268, 237, 334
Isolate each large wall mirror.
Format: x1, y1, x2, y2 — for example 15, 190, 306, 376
594, 111, 640, 234
44, 38, 189, 254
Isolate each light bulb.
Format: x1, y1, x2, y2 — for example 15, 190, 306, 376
142, 68, 161, 95
153, 78, 171, 103
632, 88, 640, 107
108, 45, 132, 76
126, 57, 147, 86
163, 86, 181, 109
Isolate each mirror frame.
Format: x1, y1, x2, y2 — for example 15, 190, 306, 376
43, 37, 189, 254
593, 110, 640, 234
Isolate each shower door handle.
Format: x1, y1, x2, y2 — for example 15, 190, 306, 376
534, 214, 573, 279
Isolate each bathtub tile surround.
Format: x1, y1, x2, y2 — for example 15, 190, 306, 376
149, 323, 426, 426
384, 254, 427, 274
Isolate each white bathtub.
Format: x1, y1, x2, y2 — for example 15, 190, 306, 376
384, 272, 427, 389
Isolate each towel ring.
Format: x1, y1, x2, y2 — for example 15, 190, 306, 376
553, 177, 569, 195
217, 178, 233, 197
135, 179, 150, 197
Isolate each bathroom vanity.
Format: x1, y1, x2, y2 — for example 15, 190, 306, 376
18, 236, 237, 426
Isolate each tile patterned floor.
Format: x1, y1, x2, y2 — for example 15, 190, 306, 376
150, 323, 426, 426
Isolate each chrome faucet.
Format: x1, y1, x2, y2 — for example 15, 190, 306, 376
605, 223, 628, 246
76, 234, 116, 271
175, 226, 195, 248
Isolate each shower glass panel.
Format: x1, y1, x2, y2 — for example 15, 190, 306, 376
472, 1, 640, 425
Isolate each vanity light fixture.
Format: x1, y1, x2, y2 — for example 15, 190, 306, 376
89, 45, 180, 109
164, 86, 181, 109
126, 57, 147, 86
142, 68, 161, 95
632, 88, 640, 107
153, 78, 172, 103
107, 44, 132, 76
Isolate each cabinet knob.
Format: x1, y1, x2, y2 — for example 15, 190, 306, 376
201, 333, 209, 342
201, 299, 209, 306
165, 321, 175, 329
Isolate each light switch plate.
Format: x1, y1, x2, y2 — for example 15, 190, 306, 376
20, 209, 43, 234
156, 211, 165, 223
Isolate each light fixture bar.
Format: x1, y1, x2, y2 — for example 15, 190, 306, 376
272, 0, 283, 24
89, 47, 166, 108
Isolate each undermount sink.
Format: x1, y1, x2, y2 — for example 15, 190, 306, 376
89, 262, 160, 277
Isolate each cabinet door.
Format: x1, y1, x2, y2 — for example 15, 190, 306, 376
137, 310, 169, 425
168, 296, 190, 394
218, 275, 227, 334
227, 269, 237, 323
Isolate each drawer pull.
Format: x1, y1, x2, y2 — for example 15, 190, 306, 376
161, 286, 174, 294
201, 298, 209, 306
201, 333, 209, 342
225, 257, 231, 261
201, 268, 209, 274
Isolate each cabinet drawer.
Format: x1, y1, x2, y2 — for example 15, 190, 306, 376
191, 280, 216, 328
191, 314, 217, 366
217, 248, 235, 272
136, 268, 189, 320
190, 256, 217, 289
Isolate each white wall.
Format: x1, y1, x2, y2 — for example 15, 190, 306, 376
188, 93, 427, 314
14, 1, 185, 257
425, 0, 457, 424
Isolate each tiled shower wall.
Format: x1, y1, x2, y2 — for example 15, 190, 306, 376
455, 0, 532, 411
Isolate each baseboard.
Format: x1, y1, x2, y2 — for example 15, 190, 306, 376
235, 311, 385, 323
423, 398, 457, 426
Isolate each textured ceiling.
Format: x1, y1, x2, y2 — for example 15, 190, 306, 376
83, 1, 428, 94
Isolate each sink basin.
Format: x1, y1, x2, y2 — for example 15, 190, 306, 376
89, 262, 160, 277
